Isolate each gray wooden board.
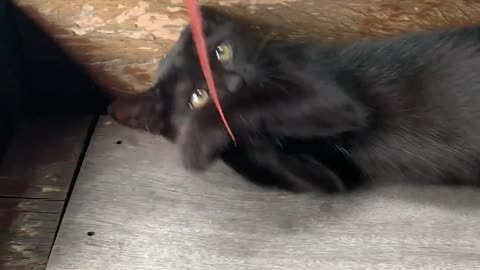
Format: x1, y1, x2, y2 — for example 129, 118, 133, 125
47, 116, 480, 270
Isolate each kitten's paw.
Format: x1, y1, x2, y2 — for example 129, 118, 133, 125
178, 122, 227, 171
180, 135, 215, 171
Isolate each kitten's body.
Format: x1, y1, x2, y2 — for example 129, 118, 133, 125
266, 27, 480, 186
110, 7, 480, 192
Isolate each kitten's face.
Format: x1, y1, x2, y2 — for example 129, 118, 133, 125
110, 7, 261, 140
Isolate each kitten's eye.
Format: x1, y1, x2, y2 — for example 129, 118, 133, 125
215, 42, 233, 63
189, 88, 210, 109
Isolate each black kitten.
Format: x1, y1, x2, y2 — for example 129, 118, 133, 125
111, 6, 480, 191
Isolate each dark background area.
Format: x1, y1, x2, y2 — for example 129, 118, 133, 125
0, 0, 109, 159
0, 0, 22, 159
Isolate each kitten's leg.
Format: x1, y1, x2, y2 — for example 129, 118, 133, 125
277, 154, 346, 193
221, 141, 345, 193
221, 145, 312, 192
179, 82, 368, 170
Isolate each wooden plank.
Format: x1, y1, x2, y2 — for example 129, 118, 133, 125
0, 115, 93, 199
0, 1, 101, 269
0, 114, 95, 270
0, 198, 63, 270
48, 116, 480, 270
11, 0, 480, 94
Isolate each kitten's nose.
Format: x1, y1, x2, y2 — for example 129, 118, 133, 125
225, 74, 243, 92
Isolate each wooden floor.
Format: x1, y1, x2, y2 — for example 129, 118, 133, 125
0, 114, 95, 270
46, 116, 480, 270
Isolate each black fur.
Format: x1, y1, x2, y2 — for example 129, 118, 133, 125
111, 6, 480, 192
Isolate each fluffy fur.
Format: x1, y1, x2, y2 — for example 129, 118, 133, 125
110, 7, 480, 192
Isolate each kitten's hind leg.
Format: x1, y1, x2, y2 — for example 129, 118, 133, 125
278, 155, 346, 193
222, 140, 346, 193
221, 145, 312, 192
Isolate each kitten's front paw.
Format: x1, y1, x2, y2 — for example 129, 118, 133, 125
178, 122, 227, 172
180, 135, 214, 171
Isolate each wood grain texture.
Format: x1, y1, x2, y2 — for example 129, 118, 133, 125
0, 115, 92, 199
0, 199, 63, 270
0, 114, 94, 270
11, 0, 480, 94
47, 116, 480, 270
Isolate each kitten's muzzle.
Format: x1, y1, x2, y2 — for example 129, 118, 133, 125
224, 73, 244, 92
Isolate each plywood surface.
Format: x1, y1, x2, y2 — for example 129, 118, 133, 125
47, 116, 480, 270
0, 114, 94, 270
12, 0, 480, 94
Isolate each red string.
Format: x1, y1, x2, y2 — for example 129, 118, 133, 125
183, 0, 236, 143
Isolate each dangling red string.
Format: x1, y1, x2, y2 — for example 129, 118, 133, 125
183, 0, 236, 143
